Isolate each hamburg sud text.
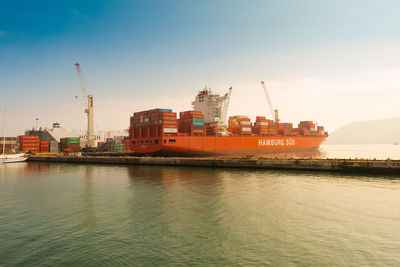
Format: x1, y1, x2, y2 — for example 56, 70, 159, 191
258, 138, 295, 146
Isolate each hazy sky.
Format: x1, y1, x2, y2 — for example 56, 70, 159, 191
1, 0, 400, 135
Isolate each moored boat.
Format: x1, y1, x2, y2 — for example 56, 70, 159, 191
0, 153, 28, 163
1, 109, 28, 163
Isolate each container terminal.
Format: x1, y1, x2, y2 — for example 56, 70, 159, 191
1, 63, 327, 157
4, 63, 398, 174
2, 84, 327, 156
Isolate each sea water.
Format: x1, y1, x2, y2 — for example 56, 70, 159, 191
0, 145, 399, 266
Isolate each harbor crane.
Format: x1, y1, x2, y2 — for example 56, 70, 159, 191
75, 63, 95, 149
261, 81, 279, 123
225, 86, 233, 112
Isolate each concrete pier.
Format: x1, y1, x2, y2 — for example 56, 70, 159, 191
28, 154, 400, 175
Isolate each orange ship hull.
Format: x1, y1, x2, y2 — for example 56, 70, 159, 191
129, 135, 327, 156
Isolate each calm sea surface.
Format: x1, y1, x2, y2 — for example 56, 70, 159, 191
0, 145, 399, 266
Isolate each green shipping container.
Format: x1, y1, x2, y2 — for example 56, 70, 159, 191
113, 144, 126, 147
112, 144, 126, 149
112, 143, 126, 152
66, 137, 80, 144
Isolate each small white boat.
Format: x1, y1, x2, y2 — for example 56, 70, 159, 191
1, 109, 28, 164
0, 153, 27, 163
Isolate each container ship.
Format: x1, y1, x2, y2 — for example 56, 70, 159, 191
125, 85, 328, 156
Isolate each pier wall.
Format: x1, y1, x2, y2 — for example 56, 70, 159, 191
28, 155, 400, 175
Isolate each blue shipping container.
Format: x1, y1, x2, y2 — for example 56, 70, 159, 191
156, 108, 172, 113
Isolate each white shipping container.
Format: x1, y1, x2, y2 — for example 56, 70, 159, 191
0, 140, 17, 145
163, 128, 177, 133
240, 121, 251, 125
241, 127, 252, 132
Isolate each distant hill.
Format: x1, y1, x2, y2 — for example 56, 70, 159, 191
325, 117, 400, 145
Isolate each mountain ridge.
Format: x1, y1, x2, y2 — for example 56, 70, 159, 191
325, 117, 400, 145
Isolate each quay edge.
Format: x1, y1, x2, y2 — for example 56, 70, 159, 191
27, 154, 400, 175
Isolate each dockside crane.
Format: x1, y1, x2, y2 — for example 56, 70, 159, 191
225, 86, 233, 111
75, 63, 95, 149
261, 81, 279, 123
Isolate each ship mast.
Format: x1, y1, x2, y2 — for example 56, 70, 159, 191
2, 109, 6, 156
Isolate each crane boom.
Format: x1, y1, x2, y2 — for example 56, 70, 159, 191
261, 81, 276, 122
75, 63, 95, 148
225, 86, 233, 112
75, 63, 88, 109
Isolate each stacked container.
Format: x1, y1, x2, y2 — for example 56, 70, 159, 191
105, 138, 115, 152
178, 111, 205, 136
49, 140, 59, 153
40, 140, 50, 153
60, 137, 81, 152
205, 122, 218, 136
123, 139, 130, 152
108, 136, 127, 152
152, 109, 177, 137
18, 135, 40, 153
97, 142, 106, 152
228, 116, 252, 136
253, 116, 269, 136
112, 143, 126, 152
268, 123, 278, 136
298, 121, 316, 136
278, 123, 293, 136
299, 121, 315, 130
129, 108, 177, 146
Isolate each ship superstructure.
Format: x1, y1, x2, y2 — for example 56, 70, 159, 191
192, 87, 232, 135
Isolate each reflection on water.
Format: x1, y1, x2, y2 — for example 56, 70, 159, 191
215, 149, 325, 159
0, 158, 400, 265
217, 144, 400, 160
82, 166, 96, 231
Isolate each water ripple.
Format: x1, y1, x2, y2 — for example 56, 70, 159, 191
0, 163, 399, 266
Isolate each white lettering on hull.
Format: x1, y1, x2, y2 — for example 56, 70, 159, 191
258, 138, 295, 146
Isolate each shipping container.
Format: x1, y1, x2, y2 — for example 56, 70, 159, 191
49, 141, 59, 153
65, 137, 80, 144
18, 135, 40, 152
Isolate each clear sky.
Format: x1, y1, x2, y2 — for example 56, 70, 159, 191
1, 0, 400, 135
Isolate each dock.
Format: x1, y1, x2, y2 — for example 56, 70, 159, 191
28, 154, 400, 175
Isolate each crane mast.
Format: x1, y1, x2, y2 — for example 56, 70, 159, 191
75, 63, 95, 148
261, 81, 279, 123
225, 86, 233, 113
